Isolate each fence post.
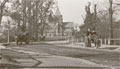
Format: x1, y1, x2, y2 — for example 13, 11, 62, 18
105, 39, 106, 45
100, 39, 102, 44
72, 36, 74, 44
68, 36, 71, 43
108, 38, 110, 45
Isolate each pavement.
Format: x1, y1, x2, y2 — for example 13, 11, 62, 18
0, 41, 120, 68
45, 41, 120, 51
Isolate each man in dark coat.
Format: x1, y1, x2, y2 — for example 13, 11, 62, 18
86, 28, 91, 36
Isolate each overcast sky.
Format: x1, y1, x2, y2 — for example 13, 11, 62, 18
1, 0, 107, 25
57, 0, 102, 25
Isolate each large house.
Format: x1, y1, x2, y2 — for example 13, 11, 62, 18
63, 22, 74, 36
43, 7, 74, 38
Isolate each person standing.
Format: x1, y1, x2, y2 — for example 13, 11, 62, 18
85, 28, 92, 47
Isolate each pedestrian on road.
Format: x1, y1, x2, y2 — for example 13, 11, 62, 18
84, 28, 92, 47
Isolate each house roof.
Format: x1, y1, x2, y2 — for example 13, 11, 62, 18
63, 22, 74, 32
55, 7, 61, 16
64, 28, 73, 32
63, 22, 74, 28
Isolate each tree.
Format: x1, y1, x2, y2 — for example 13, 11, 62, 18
81, 2, 99, 36
0, 0, 9, 25
10, 0, 55, 41
10, 0, 23, 35
98, 0, 120, 44
109, 0, 114, 45
37, 0, 55, 36
29, 0, 55, 40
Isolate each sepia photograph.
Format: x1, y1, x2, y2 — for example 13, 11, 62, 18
0, 0, 120, 69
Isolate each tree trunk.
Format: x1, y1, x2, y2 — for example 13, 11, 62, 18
34, 1, 39, 41
0, 0, 7, 25
41, 22, 44, 36
109, 0, 114, 45
28, 3, 32, 40
17, 20, 20, 32
22, 0, 27, 32
0, 9, 3, 25
35, 26, 38, 41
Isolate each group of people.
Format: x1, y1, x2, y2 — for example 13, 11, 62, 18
85, 29, 101, 49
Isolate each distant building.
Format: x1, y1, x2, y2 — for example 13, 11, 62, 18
1, 16, 15, 30
63, 22, 74, 36
0, 16, 16, 36
112, 21, 120, 39
42, 6, 63, 37
43, 6, 74, 37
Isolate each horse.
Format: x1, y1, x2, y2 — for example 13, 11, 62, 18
16, 31, 29, 45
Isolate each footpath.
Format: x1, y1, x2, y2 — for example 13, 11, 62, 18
1, 41, 120, 50
45, 41, 120, 51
